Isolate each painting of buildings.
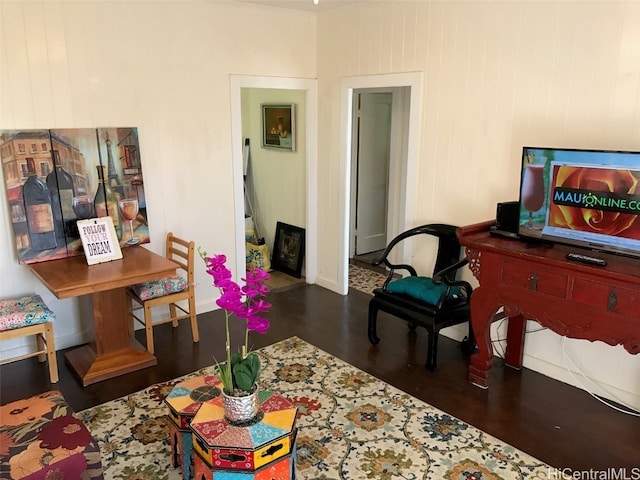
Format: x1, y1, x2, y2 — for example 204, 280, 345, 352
0, 127, 149, 264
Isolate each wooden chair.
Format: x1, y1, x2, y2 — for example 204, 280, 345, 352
0, 295, 58, 383
127, 232, 199, 354
368, 224, 476, 370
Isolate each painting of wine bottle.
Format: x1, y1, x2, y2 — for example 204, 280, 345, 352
0, 127, 150, 264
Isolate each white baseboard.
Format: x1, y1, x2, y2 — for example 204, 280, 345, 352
314, 276, 341, 294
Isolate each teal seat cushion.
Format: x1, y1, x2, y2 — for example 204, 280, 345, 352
386, 276, 461, 305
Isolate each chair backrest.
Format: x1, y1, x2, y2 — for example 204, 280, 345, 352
165, 232, 195, 287
374, 223, 463, 283
427, 224, 463, 281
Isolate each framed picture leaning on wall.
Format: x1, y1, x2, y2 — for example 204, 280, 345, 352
272, 221, 305, 278
261, 104, 295, 151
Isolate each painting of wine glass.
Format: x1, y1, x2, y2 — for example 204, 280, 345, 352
119, 198, 140, 245
0, 127, 150, 264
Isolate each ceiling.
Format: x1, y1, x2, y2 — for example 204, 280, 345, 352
237, 0, 366, 13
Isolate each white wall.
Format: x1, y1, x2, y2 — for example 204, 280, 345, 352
0, 1, 316, 355
241, 88, 306, 255
315, 1, 640, 409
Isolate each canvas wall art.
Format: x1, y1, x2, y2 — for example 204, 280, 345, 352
0, 127, 149, 264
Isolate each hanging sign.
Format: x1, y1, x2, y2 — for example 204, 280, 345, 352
77, 217, 123, 265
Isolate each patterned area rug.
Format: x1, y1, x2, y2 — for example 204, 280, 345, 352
77, 337, 549, 479
348, 264, 387, 295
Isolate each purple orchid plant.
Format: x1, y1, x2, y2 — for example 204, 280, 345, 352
199, 249, 271, 395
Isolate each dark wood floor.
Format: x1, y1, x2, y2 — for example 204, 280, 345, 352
1, 284, 638, 471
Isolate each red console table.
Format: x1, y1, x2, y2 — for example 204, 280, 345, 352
457, 220, 640, 388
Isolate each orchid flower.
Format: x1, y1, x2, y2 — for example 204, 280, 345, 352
199, 248, 271, 394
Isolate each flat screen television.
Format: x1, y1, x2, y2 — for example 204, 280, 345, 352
517, 146, 640, 259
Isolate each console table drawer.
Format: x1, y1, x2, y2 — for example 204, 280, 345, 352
572, 278, 640, 318
501, 261, 568, 298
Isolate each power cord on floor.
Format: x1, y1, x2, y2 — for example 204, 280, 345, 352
560, 336, 640, 417
487, 314, 639, 416
490, 316, 547, 360
490, 315, 508, 359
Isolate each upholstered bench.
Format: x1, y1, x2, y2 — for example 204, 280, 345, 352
0, 390, 104, 479
0, 295, 58, 383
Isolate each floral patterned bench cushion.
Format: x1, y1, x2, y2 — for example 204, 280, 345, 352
130, 275, 188, 301
0, 295, 55, 331
0, 390, 104, 480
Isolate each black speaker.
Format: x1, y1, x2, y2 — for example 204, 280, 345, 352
496, 201, 519, 233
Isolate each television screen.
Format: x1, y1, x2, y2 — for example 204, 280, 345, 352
517, 146, 640, 259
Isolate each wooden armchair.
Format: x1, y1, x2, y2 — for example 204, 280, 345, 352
367, 223, 475, 370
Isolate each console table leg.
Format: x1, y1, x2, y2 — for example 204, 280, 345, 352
469, 287, 493, 389
505, 313, 526, 369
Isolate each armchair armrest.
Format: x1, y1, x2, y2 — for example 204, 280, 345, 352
432, 257, 473, 302
432, 257, 468, 282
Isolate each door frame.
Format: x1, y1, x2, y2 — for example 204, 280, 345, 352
339, 72, 424, 295
230, 75, 318, 283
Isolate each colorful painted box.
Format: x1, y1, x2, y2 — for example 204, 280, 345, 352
168, 419, 195, 478
192, 445, 297, 480
190, 390, 297, 471
166, 375, 223, 429
165, 374, 223, 478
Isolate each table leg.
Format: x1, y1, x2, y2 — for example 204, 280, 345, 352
468, 286, 494, 389
505, 313, 526, 369
65, 287, 157, 386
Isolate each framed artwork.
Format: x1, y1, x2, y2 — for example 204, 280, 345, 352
0, 127, 150, 264
272, 221, 305, 278
261, 104, 295, 151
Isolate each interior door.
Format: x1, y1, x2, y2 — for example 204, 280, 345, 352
354, 92, 392, 255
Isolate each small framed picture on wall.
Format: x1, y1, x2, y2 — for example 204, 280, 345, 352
261, 104, 295, 151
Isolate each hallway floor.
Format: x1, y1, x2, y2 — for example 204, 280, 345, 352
261, 249, 386, 293
265, 269, 305, 291
351, 249, 386, 273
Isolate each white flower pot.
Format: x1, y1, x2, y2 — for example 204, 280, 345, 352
221, 386, 259, 424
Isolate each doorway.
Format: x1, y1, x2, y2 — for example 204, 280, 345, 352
348, 86, 414, 281
339, 72, 424, 295
350, 91, 392, 258
230, 75, 318, 284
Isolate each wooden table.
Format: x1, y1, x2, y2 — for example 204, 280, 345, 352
457, 220, 640, 388
28, 246, 179, 386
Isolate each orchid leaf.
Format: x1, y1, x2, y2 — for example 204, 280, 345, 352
232, 354, 260, 392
